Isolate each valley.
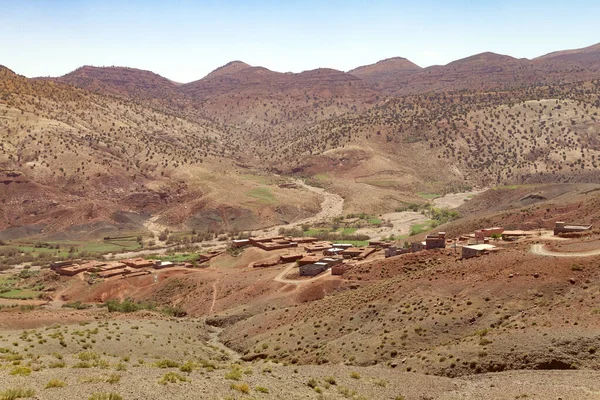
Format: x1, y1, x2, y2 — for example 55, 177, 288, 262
1, 40, 600, 399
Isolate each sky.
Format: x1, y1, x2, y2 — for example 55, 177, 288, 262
1, 0, 599, 83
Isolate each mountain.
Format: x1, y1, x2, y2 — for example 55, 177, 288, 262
41, 65, 184, 101
348, 56, 422, 87
535, 42, 600, 71
2, 42, 600, 239
180, 63, 371, 100
203, 60, 252, 79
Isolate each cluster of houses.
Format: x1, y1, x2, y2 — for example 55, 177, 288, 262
51, 256, 199, 279
384, 221, 594, 261
242, 235, 393, 277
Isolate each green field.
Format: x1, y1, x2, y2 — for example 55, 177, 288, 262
0, 289, 42, 299
493, 185, 519, 190
360, 179, 398, 188
146, 253, 201, 263
248, 187, 277, 204
333, 241, 369, 247
368, 218, 382, 225
417, 192, 441, 200
409, 220, 436, 236
313, 173, 329, 181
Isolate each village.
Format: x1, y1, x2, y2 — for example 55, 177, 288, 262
47, 221, 593, 283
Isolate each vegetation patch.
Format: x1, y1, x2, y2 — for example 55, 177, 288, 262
247, 187, 277, 204
0, 388, 35, 400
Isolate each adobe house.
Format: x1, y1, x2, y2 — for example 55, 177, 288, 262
232, 239, 250, 248
331, 264, 348, 275
368, 240, 393, 248
98, 267, 134, 279
297, 255, 321, 266
425, 232, 446, 249
280, 254, 304, 263
357, 247, 377, 260
122, 258, 155, 268
501, 230, 535, 241
554, 221, 592, 235
305, 242, 333, 252
474, 227, 504, 241
292, 237, 318, 243
461, 244, 498, 259
411, 241, 426, 252
56, 261, 106, 276
341, 247, 366, 258
299, 263, 329, 277
323, 247, 344, 256
319, 257, 343, 266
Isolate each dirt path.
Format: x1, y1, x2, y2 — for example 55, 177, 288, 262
257, 179, 345, 236
356, 211, 428, 241
356, 189, 484, 241
209, 280, 219, 314
105, 179, 342, 260
273, 263, 332, 285
531, 243, 600, 257
433, 188, 487, 209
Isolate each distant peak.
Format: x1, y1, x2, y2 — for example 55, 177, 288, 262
449, 52, 517, 65
205, 60, 252, 79
348, 57, 422, 75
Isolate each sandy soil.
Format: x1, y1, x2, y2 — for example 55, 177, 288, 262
433, 188, 487, 209
356, 189, 483, 240
531, 243, 600, 257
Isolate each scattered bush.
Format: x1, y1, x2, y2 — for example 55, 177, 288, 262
88, 393, 123, 400
158, 372, 189, 385
45, 379, 66, 389
0, 387, 36, 400
230, 383, 250, 394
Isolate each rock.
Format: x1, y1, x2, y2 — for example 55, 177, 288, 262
509, 274, 514, 278
533, 273, 540, 278
569, 278, 576, 284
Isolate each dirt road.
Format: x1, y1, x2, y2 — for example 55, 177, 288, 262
433, 188, 487, 209
531, 243, 600, 257
257, 179, 344, 236
105, 179, 342, 260
357, 189, 485, 241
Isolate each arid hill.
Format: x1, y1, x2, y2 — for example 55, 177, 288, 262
2, 42, 600, 237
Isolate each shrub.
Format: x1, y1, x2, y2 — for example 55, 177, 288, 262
224, 365, 242, 380
154, 359, 180, 368
179, 361, 195, 373
45, 379, 66, 389
230, 383, 250, 394
350, 371, 361, 379
88, 394, 123, 400
324, 376, 337, 385
9, 366, 31, 376
49, 360, 66, 368
78, 351, 99, 361
106, 374, 121, 384
255, 386, 269, 393
158, 372, 189, 385
62, 301, 92, 310
0, 387, 36, 400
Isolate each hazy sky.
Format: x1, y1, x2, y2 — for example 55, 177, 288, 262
1, 0, 599, 83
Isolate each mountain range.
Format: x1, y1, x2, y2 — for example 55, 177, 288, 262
1, 42, 600, 239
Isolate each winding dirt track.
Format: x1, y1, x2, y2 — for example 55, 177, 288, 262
257, 179, 344, 237
106, 179, 344, 260
531, 244, 600, 257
